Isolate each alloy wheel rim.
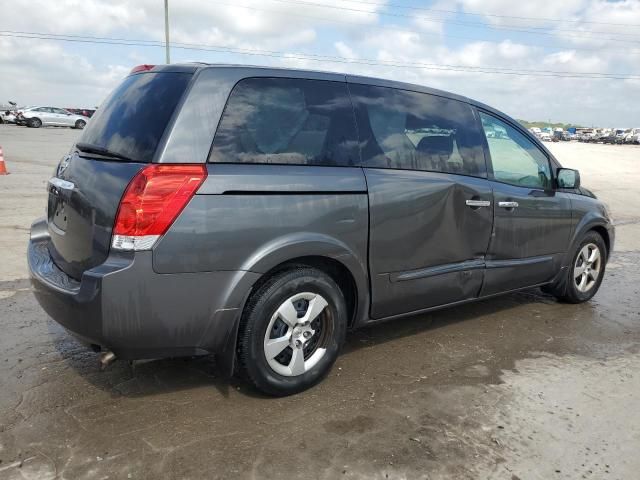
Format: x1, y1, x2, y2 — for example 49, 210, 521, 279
574, 243, 601, 293
263, 292, 332, 377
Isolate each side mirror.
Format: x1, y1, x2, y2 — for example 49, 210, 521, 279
557, 168, 580, 189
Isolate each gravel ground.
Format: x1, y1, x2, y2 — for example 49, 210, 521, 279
0, 125, 639, 479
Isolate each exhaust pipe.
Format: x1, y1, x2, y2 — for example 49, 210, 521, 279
99, 351, 117, 370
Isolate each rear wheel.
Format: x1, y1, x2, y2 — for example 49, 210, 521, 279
238, 267, 347, 396
74, 119, 86, 129
28, 117, 42, 128
555, 231, 607, 303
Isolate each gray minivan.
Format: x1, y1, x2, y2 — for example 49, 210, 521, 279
29, 64, 614, 395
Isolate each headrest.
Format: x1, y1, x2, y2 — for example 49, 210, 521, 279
417, 135, 454, 158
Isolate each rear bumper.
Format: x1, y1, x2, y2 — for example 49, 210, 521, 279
28, 218, 259, 359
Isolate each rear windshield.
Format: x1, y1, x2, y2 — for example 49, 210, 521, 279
78, 72, 192, 162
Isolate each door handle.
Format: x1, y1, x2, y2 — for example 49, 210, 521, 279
498, 201, 519, 209
465, 199, 491, 208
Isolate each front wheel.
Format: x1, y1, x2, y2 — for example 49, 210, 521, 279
28, 117, 42, 128
238, 267, 348, 396
555, 232, 607, 303
74, 119, 86, 129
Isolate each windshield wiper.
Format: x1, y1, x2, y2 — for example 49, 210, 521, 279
75, 142, 135, 162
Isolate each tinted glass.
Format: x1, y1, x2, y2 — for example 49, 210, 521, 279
79, 72, 192, 162
210, 78, 358, 166
350, 84, 486, 176
479, 112, 551, 189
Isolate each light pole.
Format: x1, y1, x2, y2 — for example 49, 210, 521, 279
164, 0, 170, 64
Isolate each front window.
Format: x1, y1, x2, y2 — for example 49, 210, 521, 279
480, 112, 552, 189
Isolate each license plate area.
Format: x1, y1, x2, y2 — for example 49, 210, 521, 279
47, 178, 75, 233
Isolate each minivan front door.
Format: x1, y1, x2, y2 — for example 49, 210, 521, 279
478, 111, 572, 296
348, 82, 494, 319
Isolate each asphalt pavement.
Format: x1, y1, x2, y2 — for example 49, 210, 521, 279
1, 125, 639, 479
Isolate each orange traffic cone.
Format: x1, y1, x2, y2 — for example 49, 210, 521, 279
0, 146, 7, 175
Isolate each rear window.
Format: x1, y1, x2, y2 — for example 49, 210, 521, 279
209, 78, 359, 166
78, 72, 192, 162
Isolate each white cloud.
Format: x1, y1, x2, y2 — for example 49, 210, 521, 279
459, 0, 588, 28
0, 38, 128, 108
334, 41, 357, 60
411, 0, 456, 35
0, 0, 638, 126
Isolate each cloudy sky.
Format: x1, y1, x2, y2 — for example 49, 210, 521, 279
1, 0, 639, 126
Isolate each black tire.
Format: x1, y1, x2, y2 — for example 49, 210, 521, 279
74, 119, 86, 130
555, 231, 607, 303
28, 117, 42, 128
238, 267, 348, 396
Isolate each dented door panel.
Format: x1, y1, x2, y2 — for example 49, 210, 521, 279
365, 168, 493, 318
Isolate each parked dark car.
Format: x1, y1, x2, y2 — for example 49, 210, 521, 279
29, 64, 614, 396
553, 131, 568, 141
602, 132, 618, 144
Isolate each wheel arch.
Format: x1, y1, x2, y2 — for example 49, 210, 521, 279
239, 233, 369, 328
589, 225, 611, 258
247, 255, 361, 329
568, 218, 612, 265
216, 235, 370, 376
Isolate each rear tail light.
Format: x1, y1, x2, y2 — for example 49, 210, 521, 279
111, 164, 207, 251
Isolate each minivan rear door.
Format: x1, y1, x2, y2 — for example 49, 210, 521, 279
46, 70, 193, 280
477, 110, 572, 295
348, 82, 494, 319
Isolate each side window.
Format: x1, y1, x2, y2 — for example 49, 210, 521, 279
479, 112, 552, 189
349, 84, 486, 176
209, 78, 359, 166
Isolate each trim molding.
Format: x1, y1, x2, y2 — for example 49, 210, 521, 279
391, 259, 485, 283
485, 255, 553, 269
390, 254, 556, 283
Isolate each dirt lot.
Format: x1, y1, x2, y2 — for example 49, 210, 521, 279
0, 125, 639, 479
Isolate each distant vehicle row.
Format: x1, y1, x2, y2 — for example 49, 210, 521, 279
527, 126, 640, 145
577, 128, 640, 144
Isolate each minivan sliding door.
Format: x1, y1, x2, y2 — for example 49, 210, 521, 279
348, 83, 494, 319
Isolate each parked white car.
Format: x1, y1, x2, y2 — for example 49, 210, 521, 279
16, 106, 89, 129
539, 132, 552, 141
624, 128, 640, 144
